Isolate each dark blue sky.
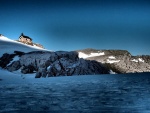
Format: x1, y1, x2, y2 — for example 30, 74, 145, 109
0, 0, 150, 55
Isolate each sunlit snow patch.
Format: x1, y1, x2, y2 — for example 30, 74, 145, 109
108, 56, 116, 59
106, 59, 120, 64
131, 59, 138, 62
0, 35, 14, 41
78, 52, 105, 58
138, 58, 144, 63
131, 58, 144, 63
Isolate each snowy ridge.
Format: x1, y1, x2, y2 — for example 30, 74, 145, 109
78, 52, 105, 58
0, 35, 47, 57
0, 35, 14, 41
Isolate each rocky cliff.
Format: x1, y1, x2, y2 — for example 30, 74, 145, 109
77, 48, 150, 73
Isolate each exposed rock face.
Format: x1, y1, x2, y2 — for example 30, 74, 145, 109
44, 58, 108, 78
21, 65, 36, 74
0, 51, 24, 69
1, 48, 150, 77
77, 49, 150, 73
0, 53, 15, 68
19, 51, 109, 78
7, 61, 21, 72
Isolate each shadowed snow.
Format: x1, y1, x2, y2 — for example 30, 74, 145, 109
0, 68, 150, 112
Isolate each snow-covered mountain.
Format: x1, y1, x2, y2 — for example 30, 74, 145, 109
77, 48, 150, 73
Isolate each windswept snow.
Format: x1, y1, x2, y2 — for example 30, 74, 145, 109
131, 58, 144, 63
108, 56, 116, 59
0, 35, 47, 57
0, 68, 150, 112
78, 52, 105, 58
0, 35, 14, 41
139, 58, 144, 63
131, 59, 138, 62
107, 59, 120, 64
0, 68, 36, 84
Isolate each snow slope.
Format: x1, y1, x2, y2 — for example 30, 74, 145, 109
0, 68, 150, 112
0, 35, 47, 57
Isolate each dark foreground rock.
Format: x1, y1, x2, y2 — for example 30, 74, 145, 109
0, 53, 15, 68
19, 51, 109, 78
7, 61, 21, 72
0, 51, 109, 78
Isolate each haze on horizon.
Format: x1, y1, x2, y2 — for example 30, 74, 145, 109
0, 0, 150, 55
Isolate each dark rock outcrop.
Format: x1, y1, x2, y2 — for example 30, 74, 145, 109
0, 51, 25, 69
7, 61, 21, 72
21, 65, 35, 74
0, 53, 15, 68
19, 51, 109, 78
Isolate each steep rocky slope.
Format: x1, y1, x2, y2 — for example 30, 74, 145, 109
77, 48, 150, 73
